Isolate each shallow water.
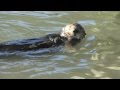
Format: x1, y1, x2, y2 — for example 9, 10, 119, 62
0, 11, 120, 79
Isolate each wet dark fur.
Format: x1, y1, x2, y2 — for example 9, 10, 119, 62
0, 34, 65, 52
0, 23, 86, 52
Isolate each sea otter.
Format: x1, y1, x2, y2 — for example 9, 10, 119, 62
0, 23, 86, 52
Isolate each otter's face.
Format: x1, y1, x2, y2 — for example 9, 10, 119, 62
60, 23, 86, 41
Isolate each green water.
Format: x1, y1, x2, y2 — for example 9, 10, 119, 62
0, 11, 120, 79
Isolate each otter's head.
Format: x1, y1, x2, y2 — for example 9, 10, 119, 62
60, 23, 86, 41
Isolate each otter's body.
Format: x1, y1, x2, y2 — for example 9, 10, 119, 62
0, 23, 86, 52
0, 34, 65, 52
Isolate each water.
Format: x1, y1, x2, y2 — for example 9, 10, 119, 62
0, 11, 120, 79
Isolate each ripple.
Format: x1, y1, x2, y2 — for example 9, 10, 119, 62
0, 47, 61, 59
78, 20, 96, 26
0, 11, 68, 18
87, 36, 96, 41
30, 67, 84, 78
0, 11, 120, 79
5, 20, 32, 28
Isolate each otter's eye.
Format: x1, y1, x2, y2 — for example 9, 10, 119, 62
74, 30, 78, 33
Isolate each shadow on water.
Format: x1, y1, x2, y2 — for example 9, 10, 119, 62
0, 46, 63, 60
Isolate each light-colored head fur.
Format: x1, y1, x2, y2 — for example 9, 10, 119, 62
60, 23, 86, 41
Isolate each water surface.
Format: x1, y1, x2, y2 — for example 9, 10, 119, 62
0, 11, 120, 79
